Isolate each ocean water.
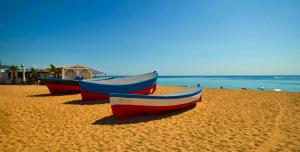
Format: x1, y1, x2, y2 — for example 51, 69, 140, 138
95, 75, 300, 92
157, 76, 300, 92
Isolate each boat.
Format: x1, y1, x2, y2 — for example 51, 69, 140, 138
109, 84, 202, 119
79, 71, 158, 101
43, 77, 111, 94
273, 89, 282, 92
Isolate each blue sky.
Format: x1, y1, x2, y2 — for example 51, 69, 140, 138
1, 0, 300, 75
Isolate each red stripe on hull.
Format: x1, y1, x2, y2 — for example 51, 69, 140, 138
80, 90, 110, 100
111, 100, 197, 119
80, 84, 157, 101
46, 83, 80, 94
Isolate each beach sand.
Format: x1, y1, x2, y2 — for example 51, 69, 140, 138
0, 85, 299, 151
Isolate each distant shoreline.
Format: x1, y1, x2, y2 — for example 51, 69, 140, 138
103, 75, 300, 77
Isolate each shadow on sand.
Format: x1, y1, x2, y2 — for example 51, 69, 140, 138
28, 92, 80, 97
93, 105, 196, 125
63, 99, 110, 105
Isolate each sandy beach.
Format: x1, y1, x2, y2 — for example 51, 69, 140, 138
0, 85, 299, 151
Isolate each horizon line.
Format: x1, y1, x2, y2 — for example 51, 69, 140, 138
107, 75, 300, 77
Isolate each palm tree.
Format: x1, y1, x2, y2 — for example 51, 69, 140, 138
47, 64, 61, 78
48, 64, 56, 77
30, 67, 37, 74
30, 67, 37, 83
9, 65, 19, 84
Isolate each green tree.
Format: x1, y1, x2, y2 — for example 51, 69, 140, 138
9, 65, 19, 84
29, 67, 38, 83
47, 64, 61, 78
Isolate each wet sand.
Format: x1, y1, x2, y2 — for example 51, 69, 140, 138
0, 85, 299, 151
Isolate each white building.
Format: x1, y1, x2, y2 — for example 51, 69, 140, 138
0, 64, 104, 84
60, 65, 103, 80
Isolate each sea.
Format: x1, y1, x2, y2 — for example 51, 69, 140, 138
96, 75, 300, 92
157, 76, 300, 92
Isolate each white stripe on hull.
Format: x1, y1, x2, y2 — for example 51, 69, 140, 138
110, 93, 201, 106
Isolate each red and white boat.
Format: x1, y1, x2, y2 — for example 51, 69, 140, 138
109, 84, 202, 119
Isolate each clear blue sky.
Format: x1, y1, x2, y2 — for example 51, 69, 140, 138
1, 0, 299, 75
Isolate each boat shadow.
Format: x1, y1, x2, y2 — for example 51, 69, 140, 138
63, 99, 110, 105
93, 105, 196, 125
28, 92, 79, 97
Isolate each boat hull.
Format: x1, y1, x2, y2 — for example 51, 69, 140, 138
110, 84, 202, 119
111, 100, 198, 119
46, 83, 80, 94
43, 78, 80, 94
80, 84, 156, 100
